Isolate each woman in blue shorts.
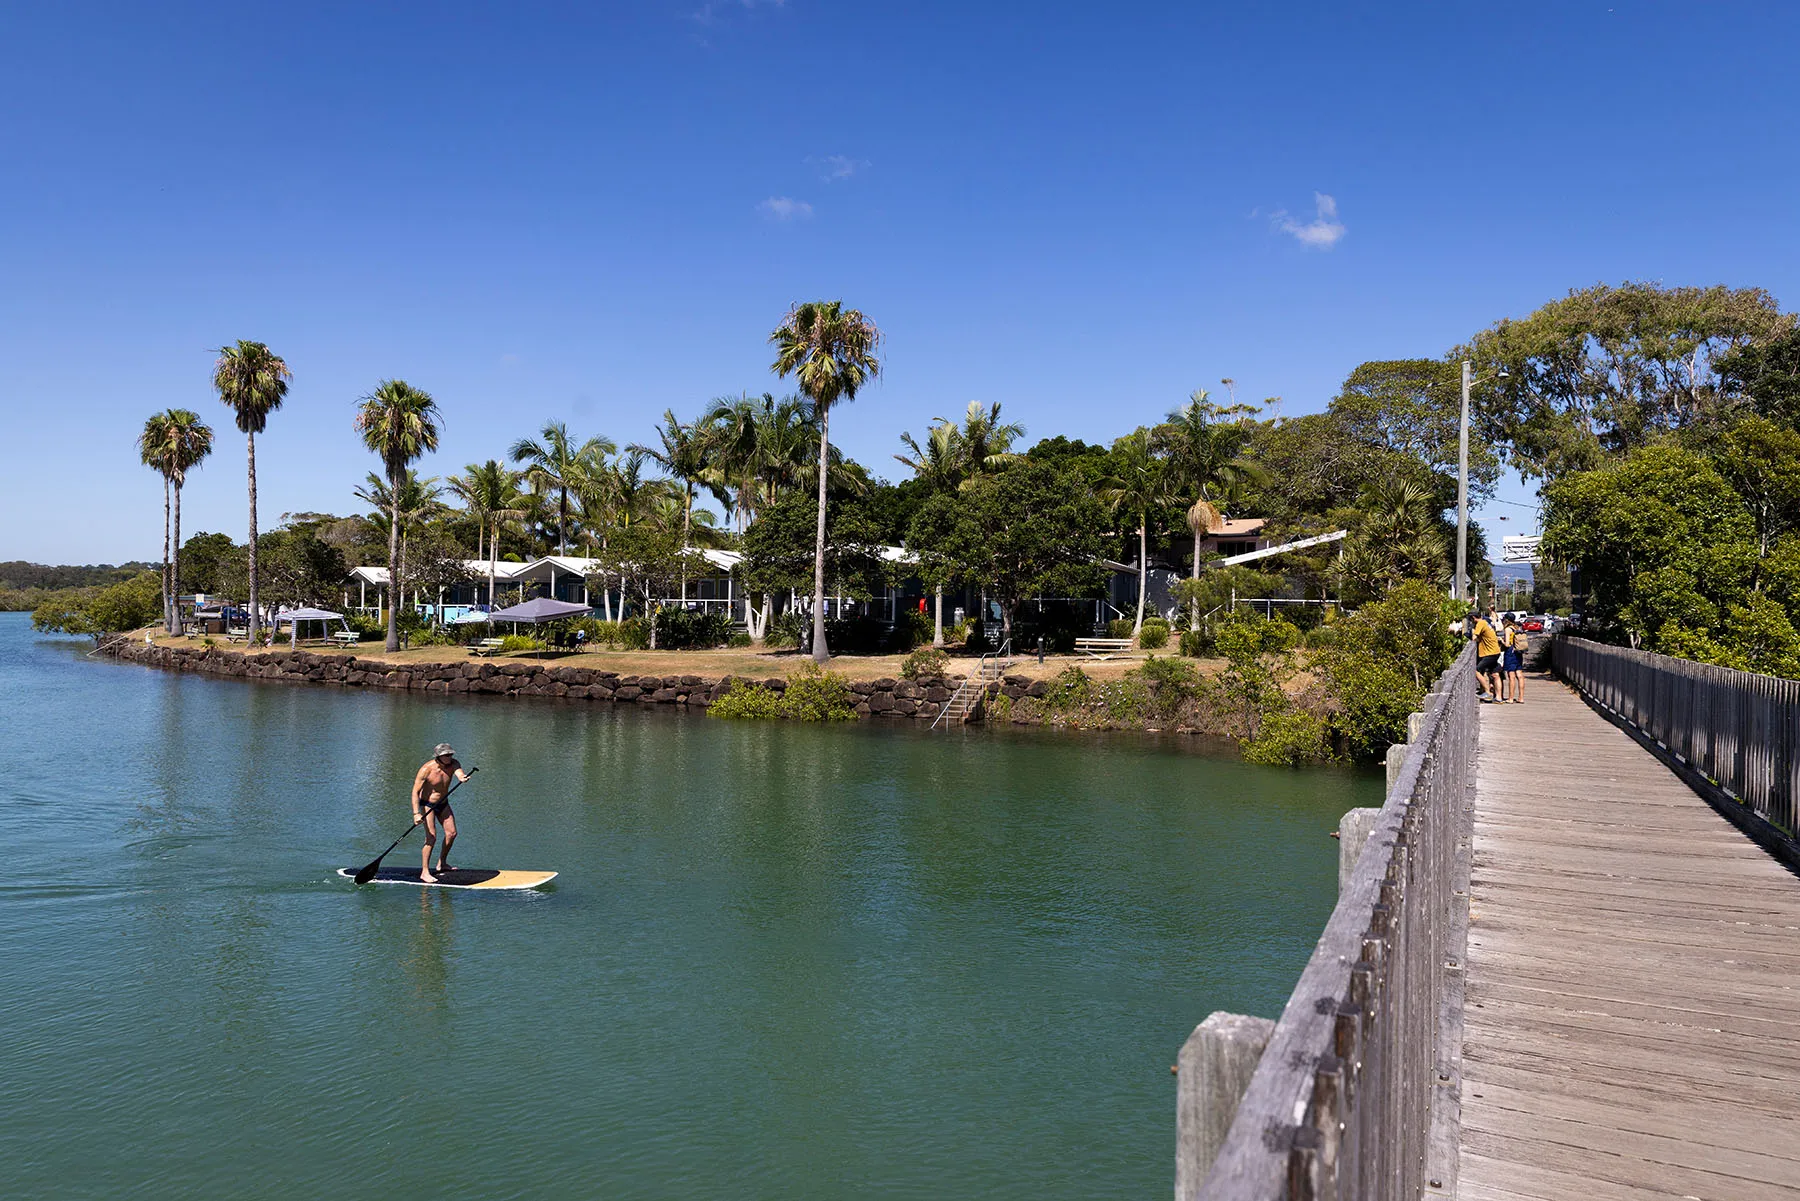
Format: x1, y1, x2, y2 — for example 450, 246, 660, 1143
1501, 615, 1525, 703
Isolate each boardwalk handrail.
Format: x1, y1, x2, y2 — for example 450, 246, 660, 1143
1200, 644, 1476, 1199
1554, 635, 1800, 855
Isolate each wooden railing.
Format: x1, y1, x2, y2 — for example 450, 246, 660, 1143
1554, 636, 1800, 855
1195, 644, 1476, 1200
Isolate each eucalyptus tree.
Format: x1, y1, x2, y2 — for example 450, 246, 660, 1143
212, 340, 291, 643
1155, 390, 1268, 629
770, 300, 882, 663
448, 460, 525, 605
354, 380, 442, 652
510, 422, 615, 554
1097, 428, 1174, 635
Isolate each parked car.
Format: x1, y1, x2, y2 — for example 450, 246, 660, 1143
1522, 615, 1546, 633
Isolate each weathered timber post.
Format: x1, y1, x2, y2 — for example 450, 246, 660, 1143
1338, 806, 1381, 893
1175, 1011, 1276, 1200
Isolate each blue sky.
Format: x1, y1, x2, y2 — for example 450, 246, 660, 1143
4, 1, 1798, 564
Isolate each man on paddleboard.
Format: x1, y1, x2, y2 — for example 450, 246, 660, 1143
413, 744, 472, 883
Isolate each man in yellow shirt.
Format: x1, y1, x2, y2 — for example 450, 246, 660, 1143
1469, 610, 1503, 701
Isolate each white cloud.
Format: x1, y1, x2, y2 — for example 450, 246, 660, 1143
811, 154, 869, 181
1270, 193, 1347, 249
759, 196, 813, 221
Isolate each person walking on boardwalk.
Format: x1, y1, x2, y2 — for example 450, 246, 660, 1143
1501, 615, 1527, 703
412, 743, 472, 883
1469, 609, 1503, 701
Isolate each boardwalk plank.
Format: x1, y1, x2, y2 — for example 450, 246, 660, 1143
1458, 675, 1800, 1199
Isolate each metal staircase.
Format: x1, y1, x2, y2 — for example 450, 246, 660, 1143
931, 640, 1012, 729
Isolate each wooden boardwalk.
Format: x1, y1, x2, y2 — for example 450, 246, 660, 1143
1459, 673, 1800, 1200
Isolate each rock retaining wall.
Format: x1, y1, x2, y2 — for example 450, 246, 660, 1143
98, 642, 1052, 721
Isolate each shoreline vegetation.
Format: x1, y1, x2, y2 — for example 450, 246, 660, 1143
53, 280, 1800, 761
81, 577, 1454, 763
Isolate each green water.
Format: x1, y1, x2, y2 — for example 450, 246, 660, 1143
0, 613, 1378, 1198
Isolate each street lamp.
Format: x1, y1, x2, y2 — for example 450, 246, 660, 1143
1456, 360, 1507, 608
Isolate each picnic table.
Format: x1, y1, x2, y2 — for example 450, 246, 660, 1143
468, 637, 506, 657
1073, 637, 1135, 660
331, 630, 361, 648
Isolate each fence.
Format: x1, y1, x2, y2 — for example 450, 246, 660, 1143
1194, 644, 1475, 1200
1554, 636, 1800, 851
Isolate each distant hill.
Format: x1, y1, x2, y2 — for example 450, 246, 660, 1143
0, 561, 157, 590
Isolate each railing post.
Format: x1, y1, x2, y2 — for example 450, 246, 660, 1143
1176, 1012, 1275, 1200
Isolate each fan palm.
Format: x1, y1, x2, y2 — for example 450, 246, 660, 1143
1097, 428, 1174, 635
354, 380, 442, 652
160, 411, 213, 632
138, 414, 177, 633
770, 300, 882, 663
510, 422, 615, 554
212, 341, 291, 643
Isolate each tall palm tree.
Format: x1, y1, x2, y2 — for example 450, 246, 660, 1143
449, 460, 525, 605
895, 419, 969, 646
1097, 428, 1173, 635
212, 341, 291, 644
510, 422, 615, 554
138, 414, 177, 633
949, 401, 1026, 481
770, 300, 882, 664
630, 410, 711, 600
1155, 391, 1268, 629
354, 380, 442, 652
161, 411, 213, 633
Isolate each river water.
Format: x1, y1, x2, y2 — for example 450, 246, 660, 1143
0, 612, 1378, 1199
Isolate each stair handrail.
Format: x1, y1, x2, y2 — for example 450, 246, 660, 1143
931, 638, 1014, 730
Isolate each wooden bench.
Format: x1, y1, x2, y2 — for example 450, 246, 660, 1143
331, 630, 361, 648
468, 637, 506, 657
1073, 637, 1135, 660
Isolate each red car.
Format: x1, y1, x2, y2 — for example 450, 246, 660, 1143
1522, 617, 1545, 632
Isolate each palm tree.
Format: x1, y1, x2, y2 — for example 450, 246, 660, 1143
950, 401, 1026, 480
354, 380, 442, 652
769, 300, 882, 664
895, 419, 975, 647
161, 411, 214, 633
510, 422, 615, 554
212, 341, 291, 644
449, 460, 525, 606
138, 414, 177, 633
630, 410, 711, 600
1155, 391, 1268, 629
354, 469, 445, 605
1097, 428, 1173, 635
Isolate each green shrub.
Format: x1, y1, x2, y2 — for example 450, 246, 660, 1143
1138, 618, 1170, 649
900, 646, 949, 679
727, 632, 753, 648
1041, 665, 1095, 711
499, 634, 541, 654
1320, 580, 1456, 760
1106, 617, 1135, 639
656, 607, 732, 650
1096, 675, 1151, 723
1300, 625, 1338, 649
765, 610, 804, 648
1179, 628, 1209, 657
708, 678, 786, 719
1243, 707, 1334, 765
617, 617, 651, 650
779, 663, 857, 721
946, 617, 973, 644
985, 690, 1015, 722
31, 571, 163, 635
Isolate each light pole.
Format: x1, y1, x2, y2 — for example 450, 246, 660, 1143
1456, 360, 1506, 608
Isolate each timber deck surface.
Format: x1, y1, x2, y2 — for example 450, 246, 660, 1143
1458, 674, 1800, 1200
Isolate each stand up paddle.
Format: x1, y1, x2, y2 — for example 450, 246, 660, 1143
352, 767, 477, 884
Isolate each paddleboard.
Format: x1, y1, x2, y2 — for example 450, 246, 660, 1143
338, 866, 557, 890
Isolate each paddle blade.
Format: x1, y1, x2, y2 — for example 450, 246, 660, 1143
352, 856, 384, 885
